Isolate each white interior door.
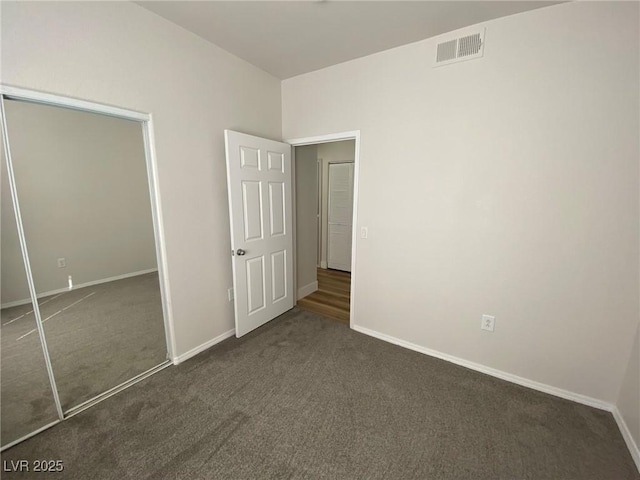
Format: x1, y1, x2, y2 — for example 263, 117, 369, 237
327, 162, 354, 272
224, 130, 293, 337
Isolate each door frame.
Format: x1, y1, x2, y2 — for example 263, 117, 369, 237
287, 131, 361, 328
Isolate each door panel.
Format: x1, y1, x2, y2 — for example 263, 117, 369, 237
271, 250, 287, 302
242, 181, 264, 241
267, 151, 284, 172
246, 257, 266, 314
240, 146, 260, 169
328, 224, 353, 272
225, 130, 293, 337
268, 182, 285, 236
327, 163, 354, 272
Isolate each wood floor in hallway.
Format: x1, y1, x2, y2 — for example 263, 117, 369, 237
297, 268, 351, 324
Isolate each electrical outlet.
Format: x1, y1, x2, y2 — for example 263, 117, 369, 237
361, 227, 368, 239
57, 258, 66, 268
481, 314, 495, 332
228, 288, 234, 302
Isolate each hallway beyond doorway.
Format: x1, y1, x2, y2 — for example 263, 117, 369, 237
297, 268, 350, 324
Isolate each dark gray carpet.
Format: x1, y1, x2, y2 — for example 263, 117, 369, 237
1, 308, 638, 479
1, 273, 167, 445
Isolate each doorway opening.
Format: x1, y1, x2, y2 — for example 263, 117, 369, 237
223, 129, 359, 337
292, 138, 357, 325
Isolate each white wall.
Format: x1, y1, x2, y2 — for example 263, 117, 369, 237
0, 125, 31, 306
617, 322, 639, 457
282, 2, 640, 403
317, 140, 355, 268
1, 1, 282, 357
294, 145, 318, 296
1, 100, 156, 305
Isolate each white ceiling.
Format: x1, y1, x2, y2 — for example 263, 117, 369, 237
136, 1, 562, 79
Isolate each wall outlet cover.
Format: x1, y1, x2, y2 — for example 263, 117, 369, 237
481, 314, 495, 332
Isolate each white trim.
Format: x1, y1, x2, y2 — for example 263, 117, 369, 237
142, 115, 177, 361
223, 131, 241, 333
317, 159, 322, 266
0, 420, 60, 452
351, 134, 361, 327
354, 323, 640, 471
0, 85, 149, 121
287, 131, 361, 147
612, 407, 640, 472
320, 260, 328, 269
1, 269, 159, 309
286, 131, 360, 330
351, 324, 613, 411
64, 361, 172, 418
291, 146, 298, 307
173, 329, 236, 365
297, 281, 318, 300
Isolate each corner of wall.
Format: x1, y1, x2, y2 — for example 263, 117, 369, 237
613, 321, 640, 472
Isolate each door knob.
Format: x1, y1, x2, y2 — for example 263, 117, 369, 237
236, 249, 246, 256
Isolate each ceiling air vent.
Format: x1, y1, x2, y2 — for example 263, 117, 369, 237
434, 29, 485, 67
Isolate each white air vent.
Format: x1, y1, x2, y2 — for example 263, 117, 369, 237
434, 29, 485, 67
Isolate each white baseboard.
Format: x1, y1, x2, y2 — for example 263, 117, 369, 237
351, 324, 640, 473
173, 329, 235, 365
612, 407, 640, 472
351, 324, 612, 411
297, 281, 318, 300
1, 268, 159, 309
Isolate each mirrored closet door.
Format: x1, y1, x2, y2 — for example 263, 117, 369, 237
1, 92, 171, 449
1, 134, 60, 447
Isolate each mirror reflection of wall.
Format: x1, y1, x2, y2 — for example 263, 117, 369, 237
1, 130, 59, 447
1, 98, 169, 446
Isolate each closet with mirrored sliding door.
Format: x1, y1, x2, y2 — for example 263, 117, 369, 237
1, 87, 173, 450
